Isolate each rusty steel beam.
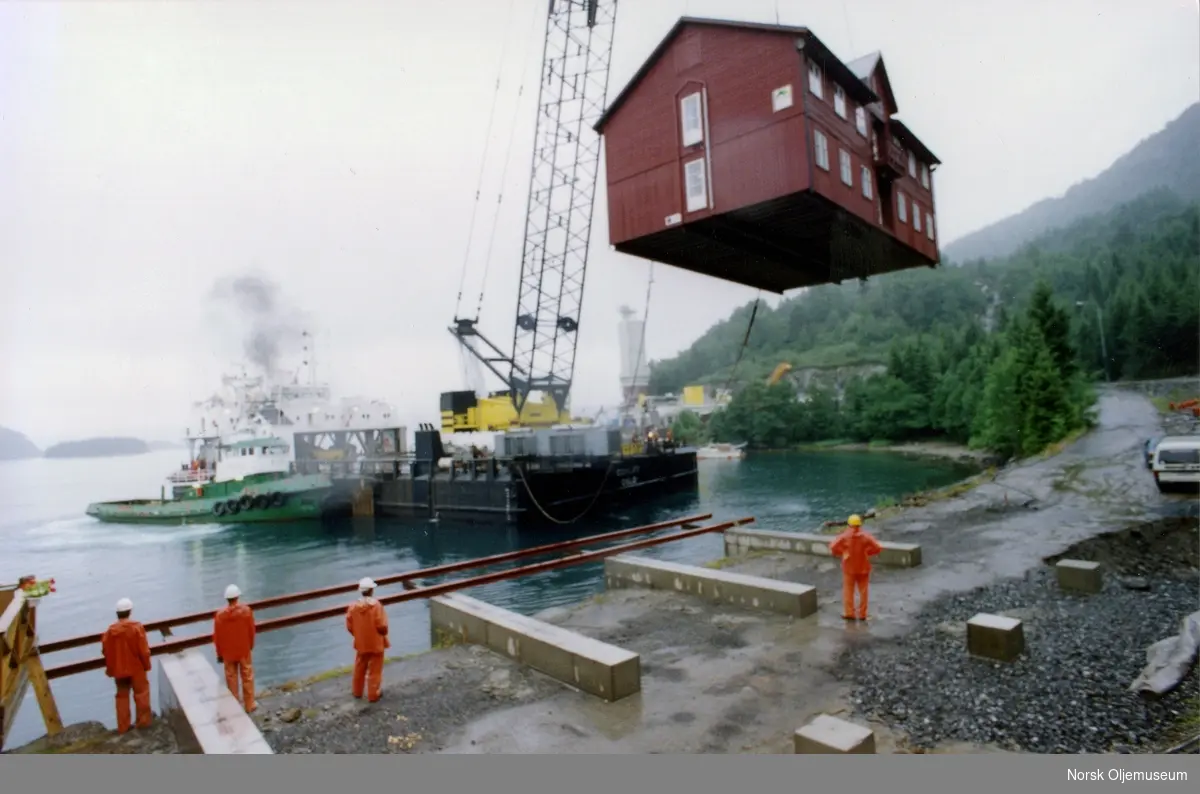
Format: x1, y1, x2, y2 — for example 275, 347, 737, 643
38, 512, 713, 656
44, 516, 752, 680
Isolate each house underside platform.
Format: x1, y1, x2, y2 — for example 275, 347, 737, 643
614, 191, 937, 293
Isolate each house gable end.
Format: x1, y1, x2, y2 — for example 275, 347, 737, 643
868, 57, 900, 116
594, 16, 878, 133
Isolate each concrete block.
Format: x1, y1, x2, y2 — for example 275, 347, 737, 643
603, 555, 818, 618
157, 650, 274, 754
429, 593, 640, 702
723, 527, 922, 568
1055, 559, 1102, 594
966, 613, 1025, 662
793, 714, 876, 754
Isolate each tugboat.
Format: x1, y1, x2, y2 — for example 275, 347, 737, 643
85, 428, 337, 525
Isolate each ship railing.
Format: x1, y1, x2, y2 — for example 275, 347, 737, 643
7, 511, 756, 750
166, 469, 213, 484
292, 446, 689, 480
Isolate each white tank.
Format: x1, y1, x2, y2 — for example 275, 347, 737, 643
617, 305, 649, 395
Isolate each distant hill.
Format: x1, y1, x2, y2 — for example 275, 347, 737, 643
942, 102, 1200, 263
0, 427, 41, 460
147, 440, 186, 451
43, 437, 151, 459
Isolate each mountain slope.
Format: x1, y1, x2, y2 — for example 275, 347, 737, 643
647, 191, 1200, 392
942, 102, 1200, 263
0, 426, 41, 460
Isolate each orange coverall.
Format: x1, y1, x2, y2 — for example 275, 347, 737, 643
213, 602, 257, 712
101, 618, 153, 733
345, 597, 390, 702
829, 526, 883, 620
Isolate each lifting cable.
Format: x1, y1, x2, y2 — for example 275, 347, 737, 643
474, 0, 546, 323
514, 264, 658, 525
719, 289, 763, 396
454, 0, 521, 321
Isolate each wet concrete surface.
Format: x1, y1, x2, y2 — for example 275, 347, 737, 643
237, 386, 1197, 754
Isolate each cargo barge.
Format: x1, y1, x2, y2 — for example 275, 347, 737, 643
301, 424, 699, 526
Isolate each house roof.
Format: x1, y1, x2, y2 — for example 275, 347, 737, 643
843, 49, 898, 116
844, 51, 881, 81
594, 16, 880, 133
888, 118, 941, 165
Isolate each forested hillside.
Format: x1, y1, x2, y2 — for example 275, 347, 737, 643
943, 102, 1200, 263
658, 191, 1199, 458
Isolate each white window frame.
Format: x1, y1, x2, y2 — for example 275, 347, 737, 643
839, 149, 852, 186
920, 163, 930, 189
855, 106, 867, 137
913, 203, 922, 232
861, 165, 873, 199
813, 129, 830, 171
897, 192, 907, 223
684, 157, 708, 213
808, 60, 823, 99
926, 212, 935, 240
680, 92, 703, 147
908, 151, 917, 178
833, 85, 847, 118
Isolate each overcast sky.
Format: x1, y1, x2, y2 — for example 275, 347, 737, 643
2, 0, 1197, 447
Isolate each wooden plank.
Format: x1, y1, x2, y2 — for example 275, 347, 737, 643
1, 661, 29, 750
25, 653, 63, 736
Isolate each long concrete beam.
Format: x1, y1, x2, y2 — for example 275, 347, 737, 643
158, 650, 274, 754
724, 527, 923, 568
429, 593, 641, 702
603, 555, 818, 618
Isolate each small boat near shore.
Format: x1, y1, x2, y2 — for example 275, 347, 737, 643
85, 430, 338, 525
695, 442, 746, 461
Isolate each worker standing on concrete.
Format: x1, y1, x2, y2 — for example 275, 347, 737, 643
345, 577, 390, 702
830, 514, 882, 621
213, 584, 257, 713
100, 598, 153, 733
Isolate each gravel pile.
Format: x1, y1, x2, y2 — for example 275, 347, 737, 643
836, 566, 1199, 754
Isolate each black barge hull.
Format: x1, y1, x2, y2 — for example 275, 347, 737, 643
372, 450, 699, 525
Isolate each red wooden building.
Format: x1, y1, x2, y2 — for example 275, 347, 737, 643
593, 18, 942, 293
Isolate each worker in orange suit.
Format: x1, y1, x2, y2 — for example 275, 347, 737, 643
829, 514, 883, 621
346, 577, 390, 702
213, 583, 257, 713
101, 598, 153, 733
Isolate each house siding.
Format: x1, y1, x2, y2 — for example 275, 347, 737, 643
601, 26, 810, 245
804, 54, 878, 229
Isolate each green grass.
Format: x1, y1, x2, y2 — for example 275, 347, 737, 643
1151, 389, 1196, 415
269, 650, 426, 694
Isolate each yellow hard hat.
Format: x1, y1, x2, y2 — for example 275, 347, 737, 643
848, 514, 862, 527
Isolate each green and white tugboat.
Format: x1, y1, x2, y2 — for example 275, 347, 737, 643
86, 427, 338, 525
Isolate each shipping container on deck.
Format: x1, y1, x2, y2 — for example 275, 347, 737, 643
593, 17, 942, 294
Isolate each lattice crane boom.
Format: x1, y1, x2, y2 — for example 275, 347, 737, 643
451, 0, 619, 419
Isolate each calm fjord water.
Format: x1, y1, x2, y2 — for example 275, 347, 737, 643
2, 448, 973, 746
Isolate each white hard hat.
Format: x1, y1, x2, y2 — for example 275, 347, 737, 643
224, 584, 242, 600
116, 598, 133, 612
359, 577, 377, 592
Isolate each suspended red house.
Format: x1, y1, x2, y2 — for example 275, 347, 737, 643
593, 18, 942, 293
